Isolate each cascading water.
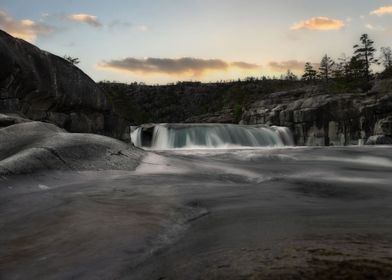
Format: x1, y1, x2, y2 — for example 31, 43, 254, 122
131, 124, 294, 150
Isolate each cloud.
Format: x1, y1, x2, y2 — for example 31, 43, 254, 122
370, 6, 392, 16
268, 60, 307, 72
0, 10, 52, 42
231, 61, 259, 69
290, 16, 345, 31
65, 14, 102, 27
365, 23, 385, 31
108, 21, 148, 32
98, 57, 260, 76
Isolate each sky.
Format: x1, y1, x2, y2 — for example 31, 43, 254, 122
0, 0, 392, 84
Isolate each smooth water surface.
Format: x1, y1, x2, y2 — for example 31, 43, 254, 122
1, 146, 392, 279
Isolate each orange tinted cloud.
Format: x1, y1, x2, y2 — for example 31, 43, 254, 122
65, 14, 102, 27
290, 16, 345, 31
365, 24, 385, 31
0, 10, 52, 42
98, 57, 260, 76
268, 60, 306, 72
371, 6, 392, 16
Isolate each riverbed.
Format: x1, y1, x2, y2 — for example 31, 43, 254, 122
1, 146, 392, 279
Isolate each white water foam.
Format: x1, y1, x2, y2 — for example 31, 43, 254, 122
131, 124, 294, 150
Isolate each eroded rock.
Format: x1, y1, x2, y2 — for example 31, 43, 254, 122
0, 119, 144, 175
0, 30, 128, 140
366, 135, 392, 145
242, 85, 392, 146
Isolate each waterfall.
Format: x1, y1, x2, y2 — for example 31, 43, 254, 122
131, 124, 294, 150
271, 126, 295, 146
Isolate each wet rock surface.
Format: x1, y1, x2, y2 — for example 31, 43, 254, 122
1, 147, 392, 279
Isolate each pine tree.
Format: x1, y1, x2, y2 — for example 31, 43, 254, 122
353, 34, 377, 80
319, 54, 334, 82
348, 56, 365, 80
332, 54, 349, 80
302, 62, 317, 81
285, 69, 298, 81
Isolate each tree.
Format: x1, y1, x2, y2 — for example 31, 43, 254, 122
380, 47, 392, 78
284, 69, 298, 81
348, 56, 365, 80
302, 62, 317, 81
332, 53, 350, 80
63, 55, 80, 65
353, 34, 377, 80
380, 47, 392, 70
319, 54, 334, 82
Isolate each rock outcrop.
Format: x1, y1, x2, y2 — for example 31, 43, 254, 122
0, 114, 143, 175
0, 30, 129, 140
242, 84, 392, 145
185, 109, 236, 123
102, 79, 392, 146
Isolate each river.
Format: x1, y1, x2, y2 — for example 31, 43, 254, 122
1, 146, 392, 279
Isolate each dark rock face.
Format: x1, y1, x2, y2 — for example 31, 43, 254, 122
0, 30, 128, 140
0, 113, 30, 128
374, 116, 392, 136
99, 80, 304, 125
185, 109, 236, 123
242, 85, 392, 146
366, 135, 392, 145
101, 79, 392, 146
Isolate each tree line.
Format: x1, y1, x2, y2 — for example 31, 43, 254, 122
302, 34, 392, 83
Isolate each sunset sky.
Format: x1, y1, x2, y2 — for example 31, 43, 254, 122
1, 0, 392, 84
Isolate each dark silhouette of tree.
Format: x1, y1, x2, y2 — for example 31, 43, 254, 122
380, 47, 392, 70
63, 55, 80, 65
380, 47, 392, 78
348, 56, 365, 80
302, 62, 317, 81
332, 54, 350, 80
353, 34, 377, 80
284, 69, 297, 81
319, 54, 334, 82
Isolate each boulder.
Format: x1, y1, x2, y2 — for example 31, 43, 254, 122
366, 135, 392, 145
0, 113, 30, 128
0, 30, 128, 140
0, 118, 144, 175
374, 117, 392, 136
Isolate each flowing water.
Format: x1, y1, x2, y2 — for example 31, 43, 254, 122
1, 126, 392, 279
131, 124, 295, 149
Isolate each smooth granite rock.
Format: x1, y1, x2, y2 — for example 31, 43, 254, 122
0, 118, 144, 175
0, 30, 128, 140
